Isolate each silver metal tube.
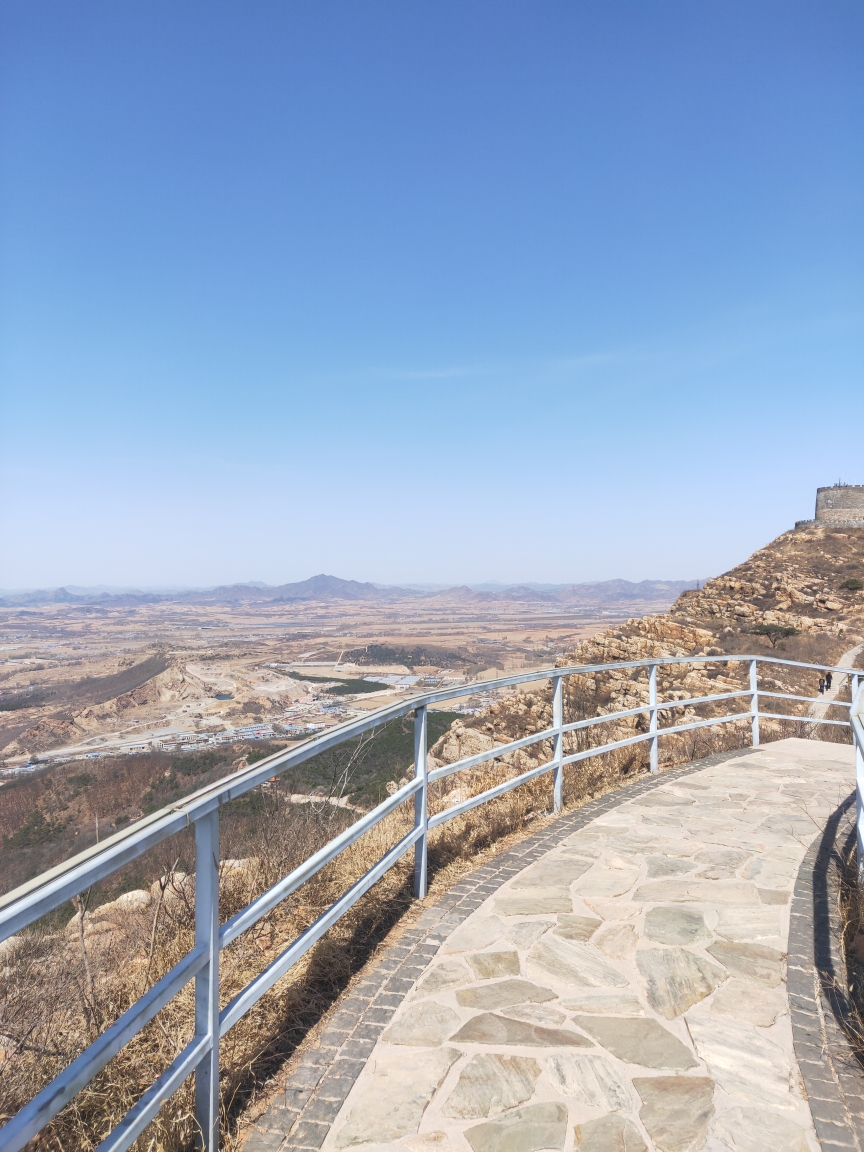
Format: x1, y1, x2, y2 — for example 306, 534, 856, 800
649, 664, 659, 773
750, 659, 759, 747
552, 675, 563, 812
414, 705, 429, 899
427, 725, 556, 783
195, 812, 220, 1152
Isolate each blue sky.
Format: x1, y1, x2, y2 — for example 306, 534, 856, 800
1, 1, 862, 589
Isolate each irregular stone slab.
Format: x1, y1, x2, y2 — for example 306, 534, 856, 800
573, 1114, 647, 1151
467, 951, 521, 980
706, 941, 784, 987
593, 922, 638, 959
715, 907, 781, 942
544, 1052, 633, 1110
496, 893, 573, 915
637, 947, 726, 1019
527, 936, 628, 988
713, 1105, 809, 1152
502, 1002, 567, 1026
445, 917, 507, 953
561, 990, 644, 1015
744, 858, 796, 889
631, 792, 695, 808
575, 865, 641, 898
686, 1012, 794, 1105
456, 978, 557, 1011
710, 979, 786, 1027
335, 1047, 461, 1146
451, 1012, 592, 1048
646, 857, 696, 879
554, 914, 602, 942
414, 960, 472, 998
383, 1001, 462, 1045
572, 1016, 697, 1069
404, 1132, 461, 1152
504, 921, 552, 949
633, 1075, 714, 1152
562, 832, 607, 856
633, 880, 759, 904
464, 1102, 568, 1152
757, 888, 789, 905
644, 907, 710, 946
441, 1053, 540, 1119
694, 848, 751, 870
512, 857, 592, 889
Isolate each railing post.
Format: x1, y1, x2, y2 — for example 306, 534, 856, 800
854, 680, 864, 885
552, 674, 563, 812
414, 705, 428, 899
194, 811, 220, 1152
749, 659, 760, 747
648, 664, 658, 773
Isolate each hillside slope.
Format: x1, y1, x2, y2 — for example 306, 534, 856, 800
433, 523, 864, 778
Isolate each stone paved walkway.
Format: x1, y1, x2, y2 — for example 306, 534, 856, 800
251, 738, 859, 1152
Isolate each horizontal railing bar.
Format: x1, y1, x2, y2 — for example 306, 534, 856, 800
427, 759, 556, 830
759, 712, 850, 727
94, 1035, 210, 1152
562, 705, 648, 733
758, 690, 852, 708
655, 689, 751, 710
219, 825, 423, 1035
654, 711, 753, 738
6, 653, 860, 934
0, 945, 207, 1152
220, 777, 421, 948
562, 730, 652, 765
427, 726, 556, 784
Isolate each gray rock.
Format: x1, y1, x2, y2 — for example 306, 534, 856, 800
451, 1012, 592, 1047
414, 960, 472, 998
646, 857, 696, 879
714, 907, 781, 942
527, 936, 629, 988
694, 848, 750, 869
561, 990, 644, 1015
544, 1053, 633, 1110
706, 941, 784, 986
456, 978, 557, 1010
513, 857, 592, 889
441, 1053, 540, 1119
633, 1075, 714, 1152
383, 1000, 462, 1045
445, 917, 507, 953
637, 948, 726, 1019
593, 922, 638, 959
468, 951, 521, 980
554, 914, 602, 942
713, 1105, 809, 1152
575, 865, 640, 898
757, 888, 789, 905
572, 1016, 697, 1069
496, 893, 573, 915
631, 792, 695, 808
709, 979, 785, 1027
464, 1102, 568, 1152
505, 921, 553, 949
503, 1003, 567, 1026
686, 1013, 795, 1105
574, 1114, 647, 1151
644, 908, 710, 946
633, 880, 759, 905
335, 1047, 461, 1146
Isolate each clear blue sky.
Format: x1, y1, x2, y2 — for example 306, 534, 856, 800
1, 1, 862, 590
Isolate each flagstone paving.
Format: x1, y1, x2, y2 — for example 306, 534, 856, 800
256, 738, 860, 1152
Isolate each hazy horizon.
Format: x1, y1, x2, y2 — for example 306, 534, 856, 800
2, 2, 861, 589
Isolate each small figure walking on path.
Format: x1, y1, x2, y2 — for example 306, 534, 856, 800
818, 676, 826, 695
826, 671, 833, 690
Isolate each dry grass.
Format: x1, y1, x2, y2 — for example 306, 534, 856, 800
0, 681, 811, 1152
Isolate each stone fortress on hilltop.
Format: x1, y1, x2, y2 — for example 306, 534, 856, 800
796, 483, 864, 529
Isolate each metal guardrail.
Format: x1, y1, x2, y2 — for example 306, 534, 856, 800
0, 652, 861, 1152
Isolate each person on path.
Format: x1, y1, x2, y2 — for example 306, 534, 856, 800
818, 676, 825, 695
826, 671, 833, 690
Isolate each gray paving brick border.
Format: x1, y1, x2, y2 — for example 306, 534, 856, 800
789, 789, 864, 1151
242, 745, 759, 1152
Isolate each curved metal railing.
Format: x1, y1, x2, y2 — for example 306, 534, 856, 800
0, 652, 861, 1152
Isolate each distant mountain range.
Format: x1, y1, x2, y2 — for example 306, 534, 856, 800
0, 574, 700, 609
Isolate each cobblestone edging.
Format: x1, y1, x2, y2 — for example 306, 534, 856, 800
243, 746, 758, 1152
789, 791, 864, 1150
